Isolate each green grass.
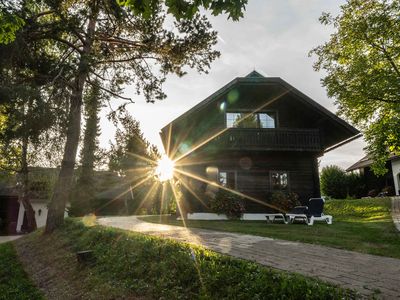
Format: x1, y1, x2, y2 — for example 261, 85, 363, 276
0, 243, 43, 300
139, 198, 400, 259
38, 218, 357, 300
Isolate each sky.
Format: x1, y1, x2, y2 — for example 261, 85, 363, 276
98, 0, 366, 170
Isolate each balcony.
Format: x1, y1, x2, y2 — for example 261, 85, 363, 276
213, 128, 322, 152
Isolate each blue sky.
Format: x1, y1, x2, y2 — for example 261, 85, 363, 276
99, 0, 365, 170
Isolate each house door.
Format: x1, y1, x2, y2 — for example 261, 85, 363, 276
0, 196, 20, 234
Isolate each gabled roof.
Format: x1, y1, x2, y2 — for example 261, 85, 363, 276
161, 70, 359, 137
346, 154, 400, 172
160, 70, 360, 155
245, 70, 264, 78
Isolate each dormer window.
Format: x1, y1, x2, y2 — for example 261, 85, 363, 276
226, 112, 276, 128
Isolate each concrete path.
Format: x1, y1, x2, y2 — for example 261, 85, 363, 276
0, 235, 22, 244
98, 216, 400, 298
392, 197, 400, 232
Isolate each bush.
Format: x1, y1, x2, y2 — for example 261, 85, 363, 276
321, 166, 348, 199
209, 189, 245, 219
346, 172, 366, 199
269, 191, 300, 211
321, 165, 366, 199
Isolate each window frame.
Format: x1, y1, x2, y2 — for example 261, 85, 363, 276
225, 110, 278, 129
218, 170, 237, 189
269, 170, 290, 191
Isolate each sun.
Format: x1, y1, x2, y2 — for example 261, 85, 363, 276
155, 155, 175, 182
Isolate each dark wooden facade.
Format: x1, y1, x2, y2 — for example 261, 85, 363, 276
161, 71, 359, 214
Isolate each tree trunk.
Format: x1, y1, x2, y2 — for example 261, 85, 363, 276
19, 132, 37, 232
45, 6, 98, 233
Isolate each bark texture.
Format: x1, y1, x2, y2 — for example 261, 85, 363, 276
45, 5, 98, 233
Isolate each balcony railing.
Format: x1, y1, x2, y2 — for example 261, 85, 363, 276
213, 128, 322, 151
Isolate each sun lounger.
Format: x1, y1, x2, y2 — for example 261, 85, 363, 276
286, 198, 333, 226
265, 213, 287, 223
285, 206, 309, 224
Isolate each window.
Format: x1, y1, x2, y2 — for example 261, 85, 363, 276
258, 113, 276, 128
271, 171, 288, 190
219, 171, 236, 188
226, 112, 276, 128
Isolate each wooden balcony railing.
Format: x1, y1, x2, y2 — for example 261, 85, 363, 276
213, 128, 322, 151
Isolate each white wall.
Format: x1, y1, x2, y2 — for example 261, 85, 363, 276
16, 201, 69, 232
391, 158, 400, 196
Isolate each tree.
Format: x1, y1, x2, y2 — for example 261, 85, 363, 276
320, 165, 348, 199
70, 81, 105, 216
311, 0, 400, 175
2, 0, 246, 232
0, 21, 68, 231
108, 112, 160, 214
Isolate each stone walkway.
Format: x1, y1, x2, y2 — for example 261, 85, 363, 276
392, 197, 400, 232
0, 235, 22, 244
98, 216, 400, 298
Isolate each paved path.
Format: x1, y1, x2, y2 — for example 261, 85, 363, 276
98, 216, 400, 299
392, 197, 400, 232
0, 235, 22, 244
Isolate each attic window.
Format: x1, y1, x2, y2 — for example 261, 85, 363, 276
226, 112, 276, 128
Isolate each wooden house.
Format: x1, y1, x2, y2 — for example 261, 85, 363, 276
160, 71, 359, 219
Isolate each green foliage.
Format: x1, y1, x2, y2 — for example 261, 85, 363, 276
108, 112, 151, 176
209, 188, 245, 219
118, 0, 247, 21
320, 165, 365, 199
4, 0, 241, 231
58, 218, 357, 299
269, 191, 300, 211
0, 11, 24, 44
321, 166, 348, 199
346, 172, 365, 199
71, 82, 106, 216
311, 0, 400, 175
108, 112, 164, 215
0, 243, 43, 300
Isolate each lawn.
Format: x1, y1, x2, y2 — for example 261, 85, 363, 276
139, 198, 400, 259
13, 219, 358, 299
0, 243, 43, 300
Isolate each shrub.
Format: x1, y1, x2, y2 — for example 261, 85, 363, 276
346, 172, 366, 199
321, 166, 371, 199
209, 189, 245, 219
269, 191, 300, 211
321, 165, 351, 199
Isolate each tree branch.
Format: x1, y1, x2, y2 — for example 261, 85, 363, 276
86, 78, 134, 103
364, 33, 400, 78
32, 10, 55, 19
52, 36, 84, 54
96, 35, 145, 47
97, 55, 156, 64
